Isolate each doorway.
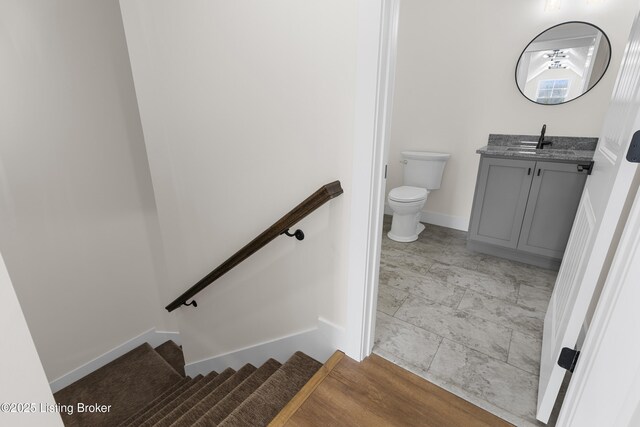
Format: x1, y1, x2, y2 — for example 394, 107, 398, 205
351, 1, 640, 426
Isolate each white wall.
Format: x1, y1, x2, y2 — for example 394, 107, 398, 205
387, 0, 639, 229
0, 251, 63, 427
0, 0, 171, 382
120, 0, 356, 364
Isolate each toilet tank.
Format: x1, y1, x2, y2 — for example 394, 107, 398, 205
402, 151, 451, 190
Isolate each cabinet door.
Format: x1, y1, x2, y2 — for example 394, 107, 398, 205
517, 161, 588, 258
469, 157, 536, 248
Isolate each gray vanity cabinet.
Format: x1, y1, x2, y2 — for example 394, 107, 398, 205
468, 157, 536, 248
517, 161, 587, 258
469, 156, 588, 265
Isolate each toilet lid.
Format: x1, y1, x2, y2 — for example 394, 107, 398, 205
389, 186, 428, 202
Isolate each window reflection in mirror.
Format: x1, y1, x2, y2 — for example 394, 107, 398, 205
516, 22, 611, 105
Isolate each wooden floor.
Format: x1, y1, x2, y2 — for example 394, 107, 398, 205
270, 351, 513, 427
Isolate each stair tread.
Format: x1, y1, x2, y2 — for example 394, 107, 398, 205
154, 340, 186, 377
124, 375, 204, 427
218, 352, 322, 427
194, 358, 282, 426
119, 376, 191, 426
54, 343, 182, 427
167, 363, 258, 427
138, 369, 235, 427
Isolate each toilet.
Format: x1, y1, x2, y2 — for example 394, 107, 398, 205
387, 151, 450, 242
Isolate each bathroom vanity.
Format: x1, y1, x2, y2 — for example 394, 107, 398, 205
467, 134, 597, 269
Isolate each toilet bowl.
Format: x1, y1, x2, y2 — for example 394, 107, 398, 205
387, 151, 450, 242
387, 186, 428, 242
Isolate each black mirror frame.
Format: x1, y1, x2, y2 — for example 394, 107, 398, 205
515, 21, 612, 106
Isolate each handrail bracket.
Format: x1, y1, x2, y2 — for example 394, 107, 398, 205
282, 228, 305, 241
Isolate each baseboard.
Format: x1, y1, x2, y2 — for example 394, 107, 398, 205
185, 318, 344, 377
49, 328, 180, 393
384, 205, 469, 231
466, 239, 561, 271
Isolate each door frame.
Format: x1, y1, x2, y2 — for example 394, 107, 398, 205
344, 0, 399, 361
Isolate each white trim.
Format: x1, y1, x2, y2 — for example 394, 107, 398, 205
420, 211, 469, 232
345, 0, 400, 362
184, 319, 344, 377
48, 328, 180, 393
384, 205, 469, 231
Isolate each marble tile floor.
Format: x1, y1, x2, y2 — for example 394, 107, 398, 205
373, 216, 566, 427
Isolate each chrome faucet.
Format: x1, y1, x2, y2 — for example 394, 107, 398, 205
536, 124, 552, 149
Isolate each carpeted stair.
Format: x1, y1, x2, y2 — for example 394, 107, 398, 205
53, 341, 322, 427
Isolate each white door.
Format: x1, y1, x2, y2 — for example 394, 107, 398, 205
556, 176, 640, 426
537, 11, 640, 423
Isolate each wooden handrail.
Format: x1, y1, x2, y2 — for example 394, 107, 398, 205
165, 180, 344, 312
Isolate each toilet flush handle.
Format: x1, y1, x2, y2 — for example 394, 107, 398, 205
400, 160, 408, 164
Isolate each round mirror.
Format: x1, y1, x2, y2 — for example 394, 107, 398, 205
515, 21, 611, 105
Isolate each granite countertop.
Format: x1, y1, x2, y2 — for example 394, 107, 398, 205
477, 134, 597, 162
476, 145, 596, 162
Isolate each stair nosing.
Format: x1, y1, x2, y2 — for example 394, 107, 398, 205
268, 351, 343, 427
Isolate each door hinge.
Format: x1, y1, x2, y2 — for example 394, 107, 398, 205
577, 161, 594, 175
558, 347, 580, 373
384, 164, 388, 179
627, 130, 640, 163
